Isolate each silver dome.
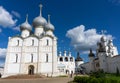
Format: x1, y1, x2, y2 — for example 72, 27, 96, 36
45, 15, 54, 31
20, 15, 32, 31
32, 4, 47, 28
101, 36, 106, 42
33, 16, 47, 27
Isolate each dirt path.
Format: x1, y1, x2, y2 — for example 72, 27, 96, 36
0, 77, 73, 83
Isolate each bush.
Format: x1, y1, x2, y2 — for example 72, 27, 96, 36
89, 78, 100, 83
73, 76, 89, 83
89, 69, 105, 78
73, 76, 120, 83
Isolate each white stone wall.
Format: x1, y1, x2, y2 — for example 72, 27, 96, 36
3, 34, 58, 77
57, 55, 75, 75
34, 26, 44, 36
81, 62, 90, 74
21, 30, 30, 38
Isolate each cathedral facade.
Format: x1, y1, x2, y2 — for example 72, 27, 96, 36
3, 4, 76, 78
3, 4, 58, 77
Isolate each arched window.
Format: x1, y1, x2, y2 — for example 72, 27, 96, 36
31, 54, 33, 63
59, 57, 63, 62
70, 57, 73, 62
65, 57, 68, 62
16, 54, 18, 63
32, 39, 34, 46
46, 54, 48, 62
46, 39, 49, 45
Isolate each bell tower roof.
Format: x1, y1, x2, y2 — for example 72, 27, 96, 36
88, 48, 95, 57
75, 52, 83, 61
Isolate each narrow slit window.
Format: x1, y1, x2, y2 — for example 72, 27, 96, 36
32, 39, 34, 46
46, 54, 48, 62
31, 54, 33, 63
16, 54, 18, 63
17, 40, 19, 46
47, 39, 49, 45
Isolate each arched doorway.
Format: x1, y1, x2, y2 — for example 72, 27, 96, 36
28, 65, 34, 75
66, 70, 69, 74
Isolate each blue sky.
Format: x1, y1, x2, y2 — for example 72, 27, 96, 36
0, 0, 120, 66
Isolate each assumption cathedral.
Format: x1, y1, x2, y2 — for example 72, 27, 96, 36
2, 4, 120, 78
2, 4, 75, 78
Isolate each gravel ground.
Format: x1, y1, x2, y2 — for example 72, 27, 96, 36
0, 77, 73, 83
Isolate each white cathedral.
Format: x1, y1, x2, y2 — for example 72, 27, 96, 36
2, 4, 75, 78
2, 4, 120, 78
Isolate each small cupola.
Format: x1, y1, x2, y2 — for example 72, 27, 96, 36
20, 14, 32, 31
45, 15, 54, 31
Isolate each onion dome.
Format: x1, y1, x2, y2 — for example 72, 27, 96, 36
20, 14, 32, 31
101, 36, 106, 42
45, 15, 54, 31
33, 4, 47, 27
88, 49, 95, 57
75, 52, 83, 61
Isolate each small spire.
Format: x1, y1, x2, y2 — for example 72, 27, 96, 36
39, 4, 43, 16
48, 14, 51, 23
68, 51, 71, 56
89, 48, 95, 57
25, 14, 28, 23
90, 48, 92, 53
59, 51, 62, 56
77, 52, 80, 58
64, 50, 67, 56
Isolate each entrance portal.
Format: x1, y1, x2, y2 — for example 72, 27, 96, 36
28, 65, 34, 75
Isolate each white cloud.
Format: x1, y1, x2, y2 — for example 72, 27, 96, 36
0, 48, 6, 58
66, 25, 113, 52
0, 6, 17, 27
13, 25, 20, 31
11, 11, 21, 18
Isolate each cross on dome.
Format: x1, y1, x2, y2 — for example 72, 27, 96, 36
25, 14, 28, 23
48, 14, 51, 23
39, 4, 43, 16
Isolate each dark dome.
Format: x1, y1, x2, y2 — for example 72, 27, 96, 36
88, 49, 95, 57
75, 52, 83, 61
